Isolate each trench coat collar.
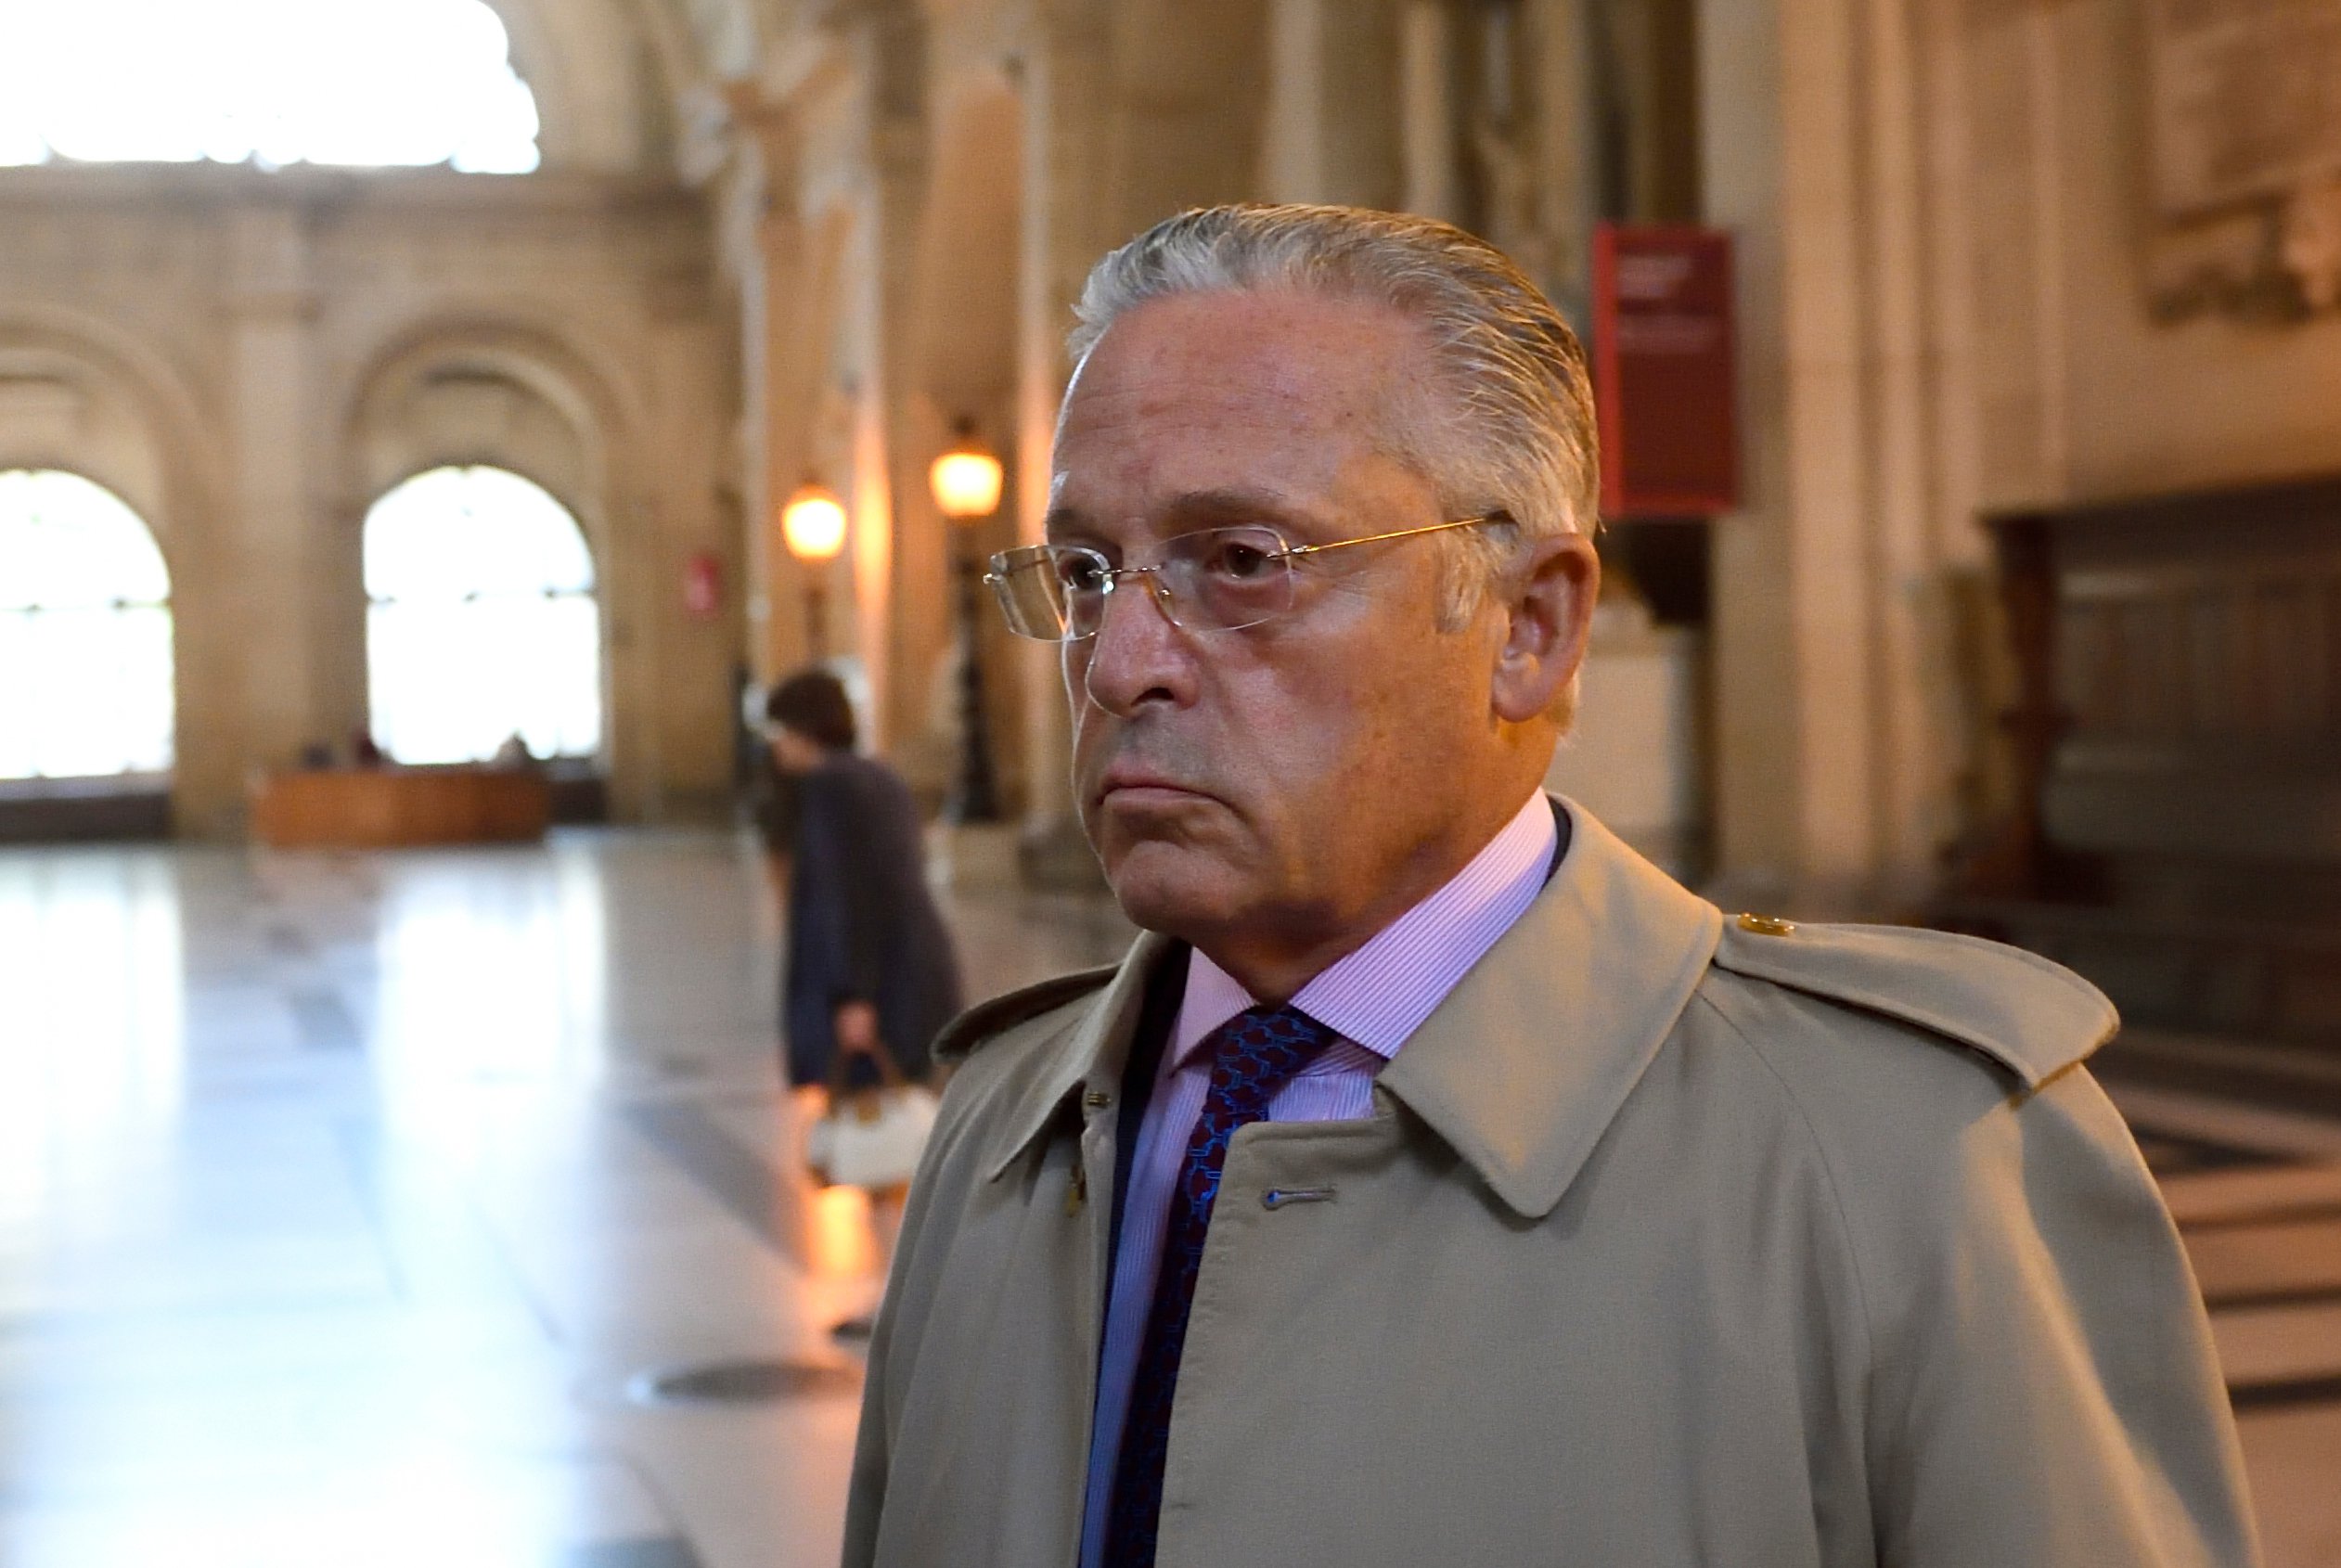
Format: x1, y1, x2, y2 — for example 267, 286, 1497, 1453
982, 798, 1721, 1215
1374, 800, 1722, 1217
982, 926, 1180, 1182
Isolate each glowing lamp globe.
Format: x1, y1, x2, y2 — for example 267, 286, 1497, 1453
930, 425, 1004, 521
780, 483, 848, 563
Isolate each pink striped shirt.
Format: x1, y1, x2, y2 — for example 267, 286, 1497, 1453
1077, 791, 1561, 1566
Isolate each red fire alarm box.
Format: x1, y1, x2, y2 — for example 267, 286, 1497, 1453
1591, 224, 1739, 519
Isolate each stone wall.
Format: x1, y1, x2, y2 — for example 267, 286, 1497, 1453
0, 163, 740, 835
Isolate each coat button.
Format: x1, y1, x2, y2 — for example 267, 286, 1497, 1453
1737, 911, 1796, 936
1083, 1089, 1113, 1108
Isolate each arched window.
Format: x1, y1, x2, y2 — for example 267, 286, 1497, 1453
0, 0, 538, 173
365, 466, 601, 765
0, 470, 174, 782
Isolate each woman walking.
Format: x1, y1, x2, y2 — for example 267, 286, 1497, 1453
764, 668, 962, 1339
765, 666, 963, 1111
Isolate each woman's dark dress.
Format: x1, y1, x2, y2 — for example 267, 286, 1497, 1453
784, 752, 963, 1091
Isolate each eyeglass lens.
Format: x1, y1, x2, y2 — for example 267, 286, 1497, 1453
990, 526, 1297, 641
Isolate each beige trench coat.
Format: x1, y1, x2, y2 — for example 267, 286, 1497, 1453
843, 803, 2258, 1568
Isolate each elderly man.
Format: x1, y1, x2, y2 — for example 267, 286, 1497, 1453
842, 205, 2257, 1568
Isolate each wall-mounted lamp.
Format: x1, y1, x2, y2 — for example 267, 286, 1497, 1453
929, 431, 1006, 523
780, 480, 847, 656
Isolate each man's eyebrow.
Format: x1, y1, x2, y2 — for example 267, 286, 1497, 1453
1044, 488, 1318, 544
1159, 488, 1306, 528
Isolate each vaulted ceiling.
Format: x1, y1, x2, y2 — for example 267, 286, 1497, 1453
479, 0, 767, 171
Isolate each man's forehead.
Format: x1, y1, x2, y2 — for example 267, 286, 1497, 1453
1048, 289, 1420, 525
1061, 288, 1420, 415
1046, 421, 1347, 535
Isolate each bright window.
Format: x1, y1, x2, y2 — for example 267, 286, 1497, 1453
0, 470, 175, 782
0, 0, 540, 173
365, 466, 601, 765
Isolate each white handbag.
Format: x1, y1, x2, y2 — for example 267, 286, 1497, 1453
806, 1039, 939, 1189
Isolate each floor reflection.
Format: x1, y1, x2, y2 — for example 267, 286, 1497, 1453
0, 830, 1127, 1568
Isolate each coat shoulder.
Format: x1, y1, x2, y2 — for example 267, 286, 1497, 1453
932, 965, 1119, 1065
1705, 916, 2117, 1088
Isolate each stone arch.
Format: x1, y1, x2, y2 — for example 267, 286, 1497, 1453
0, 302, 222, 572
0, 303, 229, 821
340, 309, 656, 794
341, 309, 645, 551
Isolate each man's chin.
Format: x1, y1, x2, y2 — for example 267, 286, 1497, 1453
1099, 838, 1243, 938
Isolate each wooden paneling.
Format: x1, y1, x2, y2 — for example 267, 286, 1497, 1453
1949, 476, 2341, 1046
2039, 482, 2341, 866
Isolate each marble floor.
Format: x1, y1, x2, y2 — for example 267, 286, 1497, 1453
0, 832, 2336, 1567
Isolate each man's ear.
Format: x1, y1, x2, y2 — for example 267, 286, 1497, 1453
1490, 531, 1600, 724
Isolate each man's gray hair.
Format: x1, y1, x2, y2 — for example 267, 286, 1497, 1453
1069, 203, 1600, 630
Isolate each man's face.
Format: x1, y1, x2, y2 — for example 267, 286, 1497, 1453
1048, 289, 1546, 960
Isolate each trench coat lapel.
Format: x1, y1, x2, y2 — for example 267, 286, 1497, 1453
1375, 801, 1723, 1218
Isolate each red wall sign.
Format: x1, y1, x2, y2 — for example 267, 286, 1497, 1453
1591, 224, 1740, 520
683, 551, 725, 619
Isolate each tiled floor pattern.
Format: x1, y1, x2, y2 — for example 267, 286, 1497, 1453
1, 835, 2336, 1566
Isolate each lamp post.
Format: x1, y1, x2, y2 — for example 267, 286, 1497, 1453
930, 419, 1004, 825
779, 480, 847, 658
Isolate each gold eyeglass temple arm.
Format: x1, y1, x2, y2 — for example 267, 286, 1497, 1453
1278, 512, 1505, 559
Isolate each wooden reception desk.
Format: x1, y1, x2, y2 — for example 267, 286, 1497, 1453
251, 767, 552, 849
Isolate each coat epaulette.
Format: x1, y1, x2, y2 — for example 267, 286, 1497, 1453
933, 964, 1120, 1064
1709, 915, 2117, 1088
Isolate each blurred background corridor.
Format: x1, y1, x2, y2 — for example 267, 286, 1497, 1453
6, 0, 2341, 1561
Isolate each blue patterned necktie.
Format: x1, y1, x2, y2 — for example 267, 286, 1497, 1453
1102, 1003, 1339, 1568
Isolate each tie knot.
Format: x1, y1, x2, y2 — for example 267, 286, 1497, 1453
1201, 1003, 1337, 1104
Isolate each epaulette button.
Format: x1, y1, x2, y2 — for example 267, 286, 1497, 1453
1737, 912, 1797, 937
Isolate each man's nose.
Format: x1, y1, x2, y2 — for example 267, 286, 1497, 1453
1078, 571, 1193, 713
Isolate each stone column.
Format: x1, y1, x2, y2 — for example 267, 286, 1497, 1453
875, 139, 953, 774
831, 2, 951, 776
720, 89, 801, 684
1698, 0, 1978, 914
1528, 0, 1598, 326
844, 190, 896, 739
1260, 0, 1403, 208
224, 199, 329, 794
1398, 2, 1462, 223
1011, 0, 1115, 887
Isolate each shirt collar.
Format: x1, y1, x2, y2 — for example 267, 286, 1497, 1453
1168, 790, 1558, 1068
